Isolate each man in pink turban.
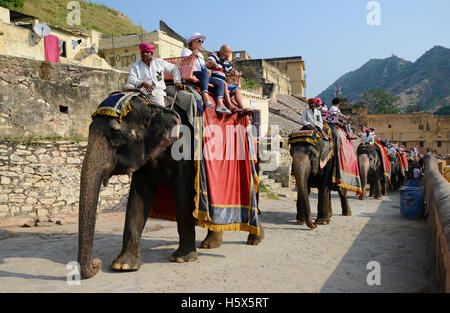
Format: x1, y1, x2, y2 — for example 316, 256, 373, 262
127, 42, 182, 106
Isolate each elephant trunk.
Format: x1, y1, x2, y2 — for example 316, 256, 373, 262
293, 152, 317, 229
358, 154, 369, 198
78, 130, 115, 279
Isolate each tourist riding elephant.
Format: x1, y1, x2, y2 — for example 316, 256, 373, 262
357, 144, 385, 200
78, 92, 262, 279
290, 126, 351, 229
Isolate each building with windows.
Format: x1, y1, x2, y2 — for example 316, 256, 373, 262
98, 30, 185, 71
0, 6, 108, 69
355, 108, 450, 155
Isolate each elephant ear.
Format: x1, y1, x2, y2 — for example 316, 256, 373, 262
106, 119, 135, 148
319, 143, 334, 169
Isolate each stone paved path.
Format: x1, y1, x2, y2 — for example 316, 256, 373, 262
0, 191, 438, 292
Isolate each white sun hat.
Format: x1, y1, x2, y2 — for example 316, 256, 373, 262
187, 32, 206, 45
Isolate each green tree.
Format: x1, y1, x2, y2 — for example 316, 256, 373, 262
434, 105, 450, 116
0, 0, 24, 10
358, 89, 401, 114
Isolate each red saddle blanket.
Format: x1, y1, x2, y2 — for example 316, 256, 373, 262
329, 125, 362, 193
149, 93, 260, 236
375, 141, 391, 181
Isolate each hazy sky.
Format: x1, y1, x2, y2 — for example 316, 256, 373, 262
96, 0, 450, 98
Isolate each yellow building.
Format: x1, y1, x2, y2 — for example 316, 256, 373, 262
356, 110, 450, 155
98, 30, 185, 70
0, 7, 109, 69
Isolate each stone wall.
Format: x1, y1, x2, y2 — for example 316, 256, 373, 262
0, 140, 130, 221
0, 54, 128, 139
424, 153, 450, 292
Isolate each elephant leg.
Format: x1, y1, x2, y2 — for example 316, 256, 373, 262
296, 192, 306, 225
247, 224, 264, 246
369, 182, 375, 198
316, 185, 331, 225
374, 176, 383, 200
200, 230, 223, 249
112, 171, 155, 272
170, 166, 198, 263
327, 190, 332, 218
338, 188, 351, 216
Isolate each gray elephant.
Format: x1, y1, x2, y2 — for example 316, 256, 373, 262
290, 126, 351, 229
78, 92, 262, 279
357, 144, 385, 200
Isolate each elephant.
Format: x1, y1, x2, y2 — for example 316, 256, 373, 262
290, 126, 351, 229
357, 144, 385, 200
388, 154, 403, 191
78, 92, 262, 279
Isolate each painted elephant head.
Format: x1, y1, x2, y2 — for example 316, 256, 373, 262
78, 95, 180, 279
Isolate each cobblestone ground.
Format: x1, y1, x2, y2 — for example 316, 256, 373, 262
0, 191, 439, 293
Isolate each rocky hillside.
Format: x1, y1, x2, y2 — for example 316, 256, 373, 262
17, 0, 145, 36
317, 46, 450, 113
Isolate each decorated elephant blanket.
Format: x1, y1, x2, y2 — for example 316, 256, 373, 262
396, 151, 407, 176
193, 106, 260, 236
92, 91, 140, 122
149, 90, 261, 236
328, 125, 362, 193
375, 141, 391, 181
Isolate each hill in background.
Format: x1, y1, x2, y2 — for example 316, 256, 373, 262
317, 46, 450, 113
17, 0, 146, 36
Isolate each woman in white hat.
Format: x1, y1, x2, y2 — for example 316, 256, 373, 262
181, 33, 230, 114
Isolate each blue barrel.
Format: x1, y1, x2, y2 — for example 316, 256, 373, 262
399, 187, 424, 219
407, 180, 420, 187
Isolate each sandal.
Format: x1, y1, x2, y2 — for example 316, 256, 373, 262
205, 100, 214, 108
215, 107, 232, 115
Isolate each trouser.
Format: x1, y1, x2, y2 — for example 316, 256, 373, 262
317, 126, 329, 140
193, 71, 225, 100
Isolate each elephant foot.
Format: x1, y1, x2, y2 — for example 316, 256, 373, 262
80, 258, 102, 279
358, 195, 367, 200
374, 195, 383, 200
297, 219, 306, 225
342, 210, 352, 217
111, 253, 141, 272
369, 193, 375, 198
315, 218, 331, 225
200, 231, 223, 249
247, 227, 264, 246
170, 248, 198, 263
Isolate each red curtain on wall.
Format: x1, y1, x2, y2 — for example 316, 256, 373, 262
44, 35, 60, 63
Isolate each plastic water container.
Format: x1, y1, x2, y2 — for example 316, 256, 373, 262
399, 187, 425, 219
407, 180, 420, 187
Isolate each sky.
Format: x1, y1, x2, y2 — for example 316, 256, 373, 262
95, 0, 450, 98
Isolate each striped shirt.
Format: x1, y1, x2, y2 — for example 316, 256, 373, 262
207, 52, 233, 80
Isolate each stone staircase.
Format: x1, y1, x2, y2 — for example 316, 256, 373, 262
259, 173, 297, 199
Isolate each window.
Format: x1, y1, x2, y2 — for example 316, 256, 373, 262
418, 124, 424, 130
59, 106, 68, 114
59, 41, 67, 58
388, 124, 392, 129
437, 141, 442, 148
402, 142, 407, 146
420, 142, 424, 148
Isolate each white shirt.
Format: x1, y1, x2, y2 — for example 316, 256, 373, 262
127, 59, 181, 101
181, 48, 205, 72
301, 108, 323, 129
328, 105, 341, 115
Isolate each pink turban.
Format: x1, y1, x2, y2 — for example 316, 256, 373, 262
139, 43, 155, 53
